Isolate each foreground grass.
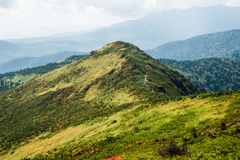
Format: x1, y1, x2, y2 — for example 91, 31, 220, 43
2, 91, 240, 160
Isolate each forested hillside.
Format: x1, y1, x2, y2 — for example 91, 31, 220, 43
159, 58, 240, 92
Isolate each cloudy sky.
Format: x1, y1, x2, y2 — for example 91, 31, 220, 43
0, 0, 240, 39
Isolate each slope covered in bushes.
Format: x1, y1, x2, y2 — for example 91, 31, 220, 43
0, 41, 204, 158
1, 90, 240, 159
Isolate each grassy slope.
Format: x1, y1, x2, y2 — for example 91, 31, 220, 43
0, 41, 205, 159
1, 91, 240, 160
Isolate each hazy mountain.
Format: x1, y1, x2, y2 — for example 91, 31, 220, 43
0, 51, 88, 73
0, 40, 20, 63
6, 5, 240, 57
229, 49, 240, 60
146, 29, 240, 60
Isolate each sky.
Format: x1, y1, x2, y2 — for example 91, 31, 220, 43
1, 0, 240, 39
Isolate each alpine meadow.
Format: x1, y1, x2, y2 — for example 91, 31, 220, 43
0, 41, 240, 160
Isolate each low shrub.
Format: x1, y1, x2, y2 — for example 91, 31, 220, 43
155, 141, 191, 158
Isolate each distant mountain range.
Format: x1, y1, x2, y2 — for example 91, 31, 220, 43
0, 40, 20, 62
1, 5, 239, 60
146, 30, 240, 60
0, 51, 88, 73
2, 29, 240, 74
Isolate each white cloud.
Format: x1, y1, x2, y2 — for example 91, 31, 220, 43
227, 0, 240, 6
84, 5, 104, 15
143, 0, 158, 11
0, 0, 240, 39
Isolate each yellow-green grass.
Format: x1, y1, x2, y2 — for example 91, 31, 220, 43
0, 42, 209, 159
35, 53, 130, 101
2, 93, 238, 160
2, 74, 40, 85
1, 106, 136, 160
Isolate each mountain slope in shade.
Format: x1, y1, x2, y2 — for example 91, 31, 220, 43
0, 41, 205, 155
146, 29, 240, 60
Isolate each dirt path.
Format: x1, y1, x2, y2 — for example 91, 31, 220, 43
144, 60, 149, 88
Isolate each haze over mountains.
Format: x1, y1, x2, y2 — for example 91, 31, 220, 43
0, 41, 20, 62
1, 5, 240, 63
146, 29, 240, 60
1, 29, 239, 74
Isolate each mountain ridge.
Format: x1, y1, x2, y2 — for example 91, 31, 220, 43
33, 41, 204, 98
0, 40, 20, 63
0, 42, 205, 156
2, 42, 240, 160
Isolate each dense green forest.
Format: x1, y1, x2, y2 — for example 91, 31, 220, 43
0, 55, 86, 92
159, 58, 240, 92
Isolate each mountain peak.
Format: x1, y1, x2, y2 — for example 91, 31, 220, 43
5, 41, 204, 106
61, 41, 204, 99
0, 42, 205, 156
89, 41, 145, 58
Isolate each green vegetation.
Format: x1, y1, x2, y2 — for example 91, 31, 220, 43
2, 41, 239, 159
0, 55, 86, 92
158, 58, 240, 92
146, 29, 240, 60
0, 41, 205, 159
1, 90, 239, 160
